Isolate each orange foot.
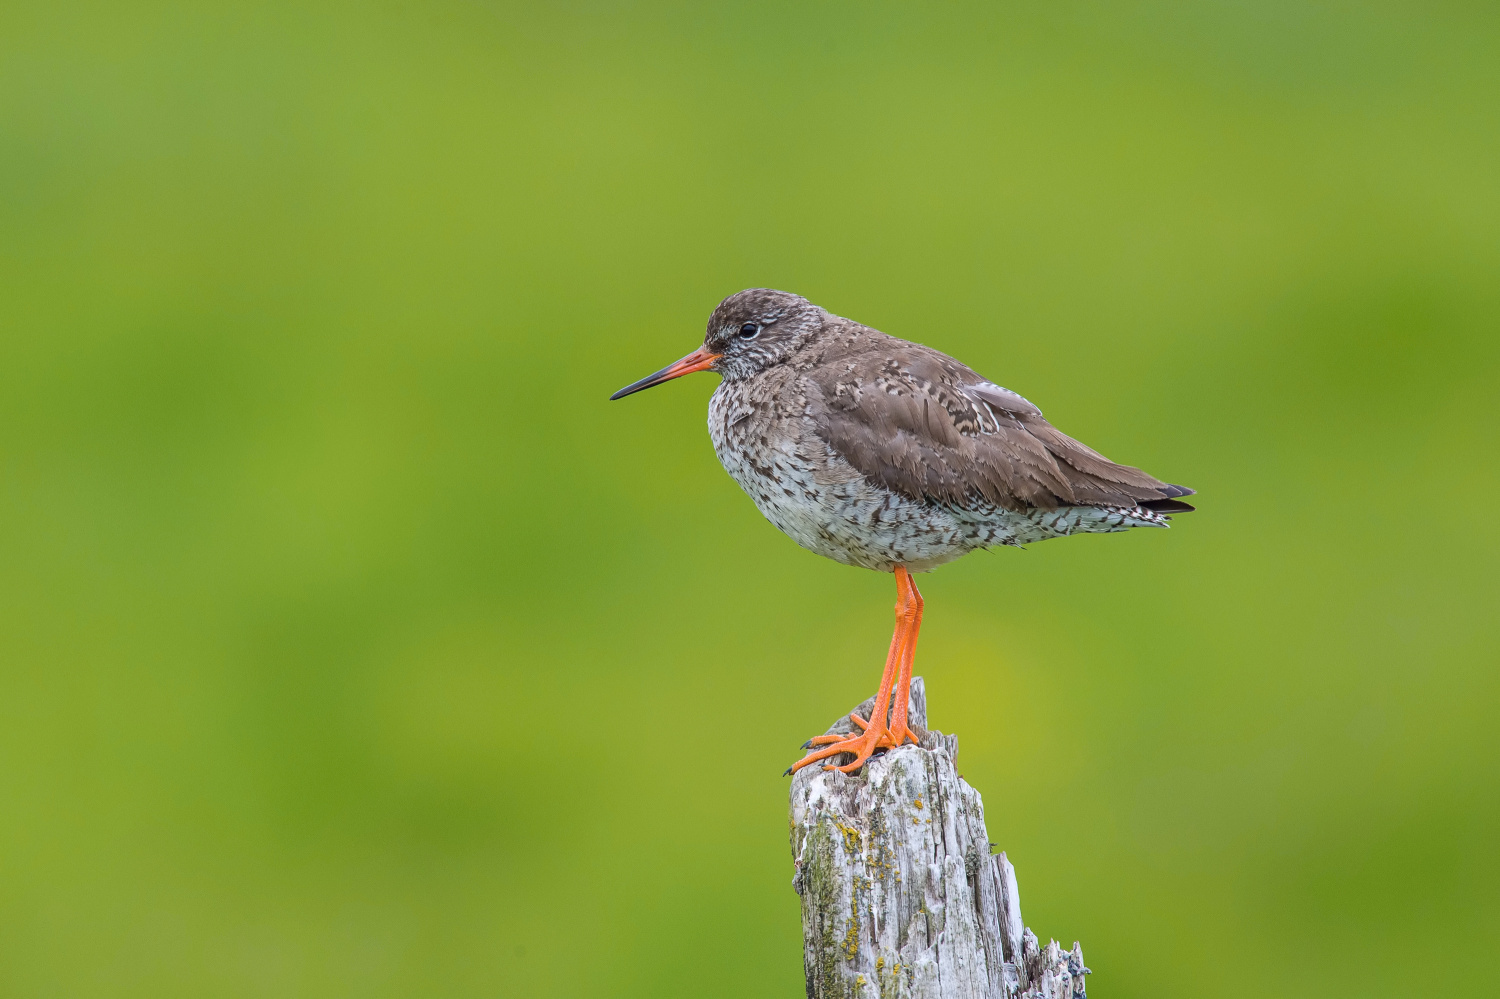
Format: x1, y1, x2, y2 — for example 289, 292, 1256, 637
783, 710, 921, 776
784, 566, 926, 777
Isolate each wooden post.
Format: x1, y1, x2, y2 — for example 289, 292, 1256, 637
789, 678, 1089, 999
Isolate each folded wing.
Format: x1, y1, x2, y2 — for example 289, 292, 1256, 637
804, 344, 1194, 513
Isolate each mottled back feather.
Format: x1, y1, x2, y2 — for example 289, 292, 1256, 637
801, 330, 1192, 514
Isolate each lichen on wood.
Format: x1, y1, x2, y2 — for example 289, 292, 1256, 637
789, 678, 1088, 999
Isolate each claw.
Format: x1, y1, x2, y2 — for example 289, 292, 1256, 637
800, 739, 814, 750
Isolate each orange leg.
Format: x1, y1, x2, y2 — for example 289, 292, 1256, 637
785, 566, 922, 775
805, 571, 924, 747
798, 624, 907, 748
886, 570, 924, 748
785, 590, 905, 773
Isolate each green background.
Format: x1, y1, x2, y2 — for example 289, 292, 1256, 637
2, 2, 1496, 996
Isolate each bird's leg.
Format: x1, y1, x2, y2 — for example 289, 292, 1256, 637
885, 568, 924, 748
798, 603, 906, 748
827, 568, 923, 743
822, 572, 923, 772
785, 616, 902, 773
785, 569, 914, 775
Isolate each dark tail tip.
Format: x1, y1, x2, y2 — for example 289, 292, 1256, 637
1142, 498, 1196, 514
1142, 483, 1196, 513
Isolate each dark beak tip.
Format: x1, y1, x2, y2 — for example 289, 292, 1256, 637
609, 347, 719, 402
608, 380, 653, 401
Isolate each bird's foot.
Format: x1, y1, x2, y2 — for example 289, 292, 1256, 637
841, 709, 922, 750
785, 710, 920, 776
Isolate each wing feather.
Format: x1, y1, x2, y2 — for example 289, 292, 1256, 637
805, 342, 1192, 513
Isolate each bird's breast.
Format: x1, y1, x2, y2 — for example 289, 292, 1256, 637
706, 381, 979, 572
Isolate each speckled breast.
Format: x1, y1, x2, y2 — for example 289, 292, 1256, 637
707, 379, 986, 572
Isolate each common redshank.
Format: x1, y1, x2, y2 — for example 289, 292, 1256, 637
610, 289, 1194, 775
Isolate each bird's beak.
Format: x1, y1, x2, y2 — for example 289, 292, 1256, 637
609, 346, 721, 400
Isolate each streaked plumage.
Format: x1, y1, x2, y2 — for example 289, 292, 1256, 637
699, 289, 1193, 572
610, 288, 1194, 774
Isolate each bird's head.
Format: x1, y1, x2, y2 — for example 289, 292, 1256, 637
609, 288, 824, 400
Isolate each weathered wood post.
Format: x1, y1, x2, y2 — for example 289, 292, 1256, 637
789, 678, 1089, 999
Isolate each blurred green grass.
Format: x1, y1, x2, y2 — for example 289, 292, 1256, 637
1, 1, 1497, 996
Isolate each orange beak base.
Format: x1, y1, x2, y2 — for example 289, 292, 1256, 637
609, 346, 721, 400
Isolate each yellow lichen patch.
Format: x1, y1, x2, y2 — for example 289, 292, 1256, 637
914, 797, 923, 809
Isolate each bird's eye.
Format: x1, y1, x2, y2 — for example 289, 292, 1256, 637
738, 323, 759, 340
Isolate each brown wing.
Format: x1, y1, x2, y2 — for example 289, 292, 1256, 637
804, 343, 1193, 512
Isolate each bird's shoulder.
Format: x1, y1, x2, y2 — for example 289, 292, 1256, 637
798, 333, 1042, 439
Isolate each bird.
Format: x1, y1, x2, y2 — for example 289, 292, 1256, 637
610, 289, 1194, 775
